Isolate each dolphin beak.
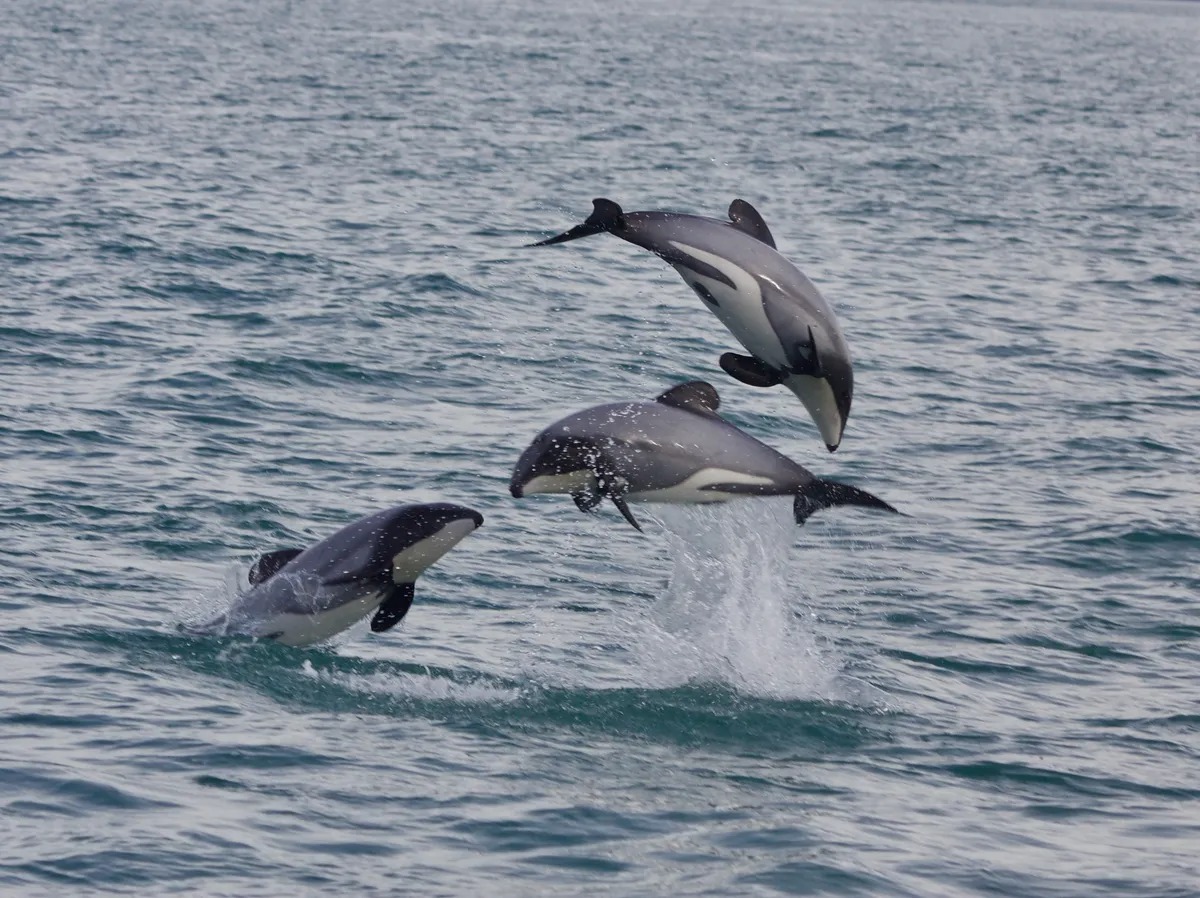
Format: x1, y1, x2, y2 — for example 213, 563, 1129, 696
470, 511, 485, 529
509, 481, 524, 499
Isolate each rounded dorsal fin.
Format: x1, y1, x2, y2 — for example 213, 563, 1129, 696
248, 548, 304, 585
728, 199, 776, 248
655, 381, 721, 415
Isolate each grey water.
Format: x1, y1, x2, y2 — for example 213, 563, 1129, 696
3, 0, 1199, 894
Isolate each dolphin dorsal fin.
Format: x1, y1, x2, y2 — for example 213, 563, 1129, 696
248, 548, 304, 585
655, 381, 721, 416
728, 199, 776, 248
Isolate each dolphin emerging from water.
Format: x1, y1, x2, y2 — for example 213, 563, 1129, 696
532, 198, 855, 452
193, 503, 483, 647
509, 381, 898, 532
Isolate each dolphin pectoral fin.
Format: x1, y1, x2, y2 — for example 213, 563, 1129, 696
655, 381, 721, 415
529, 198, 626, 246
609, 495, 644, 533
591, 453, 642, 532
727, 199, 776, 248
248, 548, 305, 586
371, 583, 416, 633
719, 352, 784, 388
793, 479, 900, 525
573, 488, 603, 513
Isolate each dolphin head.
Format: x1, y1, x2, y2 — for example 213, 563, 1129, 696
317, 503, 484, 586
381, 502, 484, 583
784, 353, 853, 453
509, 432, 603, 498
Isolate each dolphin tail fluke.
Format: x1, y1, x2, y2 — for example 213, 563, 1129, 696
529, 198, 625, 246
793, 479, 900, 525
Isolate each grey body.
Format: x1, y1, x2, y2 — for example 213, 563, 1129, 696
509, 382, 896, 531
533, 198, 854, 451
195, 503, 483, 647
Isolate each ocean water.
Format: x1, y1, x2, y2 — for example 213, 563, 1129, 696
2, 0, 1199, 894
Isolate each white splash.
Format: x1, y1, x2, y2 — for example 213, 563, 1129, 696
623, 499, 841, 700
174, 562, 245, 633
298, 660, 523, 705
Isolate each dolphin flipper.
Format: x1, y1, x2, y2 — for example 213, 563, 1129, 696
719, 352, 785, 388
793, 479, 899, 525
727, 199, 776, 248
370, 583, 416, 633
610, 495, 643, 533
573, 488, 603, 513
574, 485, 640, 531
248, 548, 304, 586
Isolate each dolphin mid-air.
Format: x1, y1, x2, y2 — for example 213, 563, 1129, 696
509, 381, 898, 532
193, 503, 484, 647
532, 198, 855, 451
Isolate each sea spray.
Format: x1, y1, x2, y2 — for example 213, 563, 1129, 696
174, 561, 246, 634
625, 499, 840, 699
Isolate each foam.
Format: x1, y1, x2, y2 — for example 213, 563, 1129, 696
623, 500, 841, 700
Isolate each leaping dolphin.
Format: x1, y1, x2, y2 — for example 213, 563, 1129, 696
532, 198, 855, 452
509, 381, 898, 532
193, 503, 484, 647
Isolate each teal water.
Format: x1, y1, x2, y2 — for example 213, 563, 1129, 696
3, 0, 1199, 894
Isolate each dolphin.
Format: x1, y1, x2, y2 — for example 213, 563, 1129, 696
509, 381, 897, 532
532, 198, 855, 451
194, 503, 483, 647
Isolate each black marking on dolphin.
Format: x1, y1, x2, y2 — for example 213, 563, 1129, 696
509, 381, 898, 532
691, 282, 720, 307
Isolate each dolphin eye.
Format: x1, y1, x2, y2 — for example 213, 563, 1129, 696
691, 283, 719, 307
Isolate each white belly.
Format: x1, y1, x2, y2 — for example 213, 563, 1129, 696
253, 589, 385, 647
520, 469, 597, 496
629, 468, 780, 505
669, 242, 789, 369
783, 374, 843, 448
390, 517, 479, 582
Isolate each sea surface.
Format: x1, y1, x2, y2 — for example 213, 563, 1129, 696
2, 0, 1199, 895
